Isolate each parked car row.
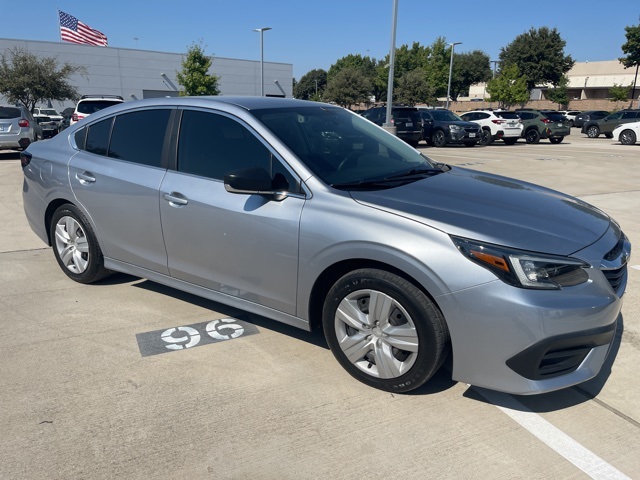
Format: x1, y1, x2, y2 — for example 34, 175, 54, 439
361, 106, 573, 147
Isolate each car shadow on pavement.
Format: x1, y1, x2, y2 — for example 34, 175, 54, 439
0, 151, 20, 161
127, 275, 330, 350
463, 314, 626, 412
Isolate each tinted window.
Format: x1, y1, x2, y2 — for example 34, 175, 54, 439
74, 128, 87, 149
431, 110, 462, 121
85, 118, 113, 156
108, 109, 170, 167
77, 100, 122, 115
544, 112, 565, 121
0, 107, 20, 119
178, 110, 277, 182
495, 112, 520, 119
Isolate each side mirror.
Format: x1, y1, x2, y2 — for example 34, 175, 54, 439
224, 167, 278, 196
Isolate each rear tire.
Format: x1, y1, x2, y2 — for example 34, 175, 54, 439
503, 138, 518, 145
549, 137, 564, 144
604, 133, 613, 139
463, 142, 476, 148
478, 129, 492, 146
619, 129, 637, 145
50, 204, 111, 284
322, 269, 450, 393
525, 129, 540, 144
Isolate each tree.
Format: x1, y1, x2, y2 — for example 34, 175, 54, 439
486, 64, 530, 109
323, 67, 372, 109
328, 54, 380, 101
395, 69, 434, 106
176, 41, 220, 96
450, 50, 492, 100
609, 83, 631, 108
619, 20, 640, 106
294, 69, 327, 101
545, 75, 570, 108
499, 27, 575, 91
0, 47, 85, 111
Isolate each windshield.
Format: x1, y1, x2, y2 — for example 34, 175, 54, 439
430, 110, 462, 121
40, 109, 59, 116
77, 100, 122, 115
251, 106, 437, 188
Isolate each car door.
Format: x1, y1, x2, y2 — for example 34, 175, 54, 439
69, 108, 172, 274
159, 109, 305, 315
419, 111, 434, 139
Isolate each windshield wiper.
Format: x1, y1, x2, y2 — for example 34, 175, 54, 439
331, 167, 445, 190
383, 167, 445, 180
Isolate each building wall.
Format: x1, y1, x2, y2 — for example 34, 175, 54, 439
0, 38, 293, 109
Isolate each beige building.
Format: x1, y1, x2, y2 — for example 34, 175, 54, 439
468, 60, 639, 104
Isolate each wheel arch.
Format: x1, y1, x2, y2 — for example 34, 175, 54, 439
307, 258, 445, 334
44, 198, 76, 246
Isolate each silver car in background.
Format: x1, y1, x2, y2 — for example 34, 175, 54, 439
21, 97, 630, 394
0, 105, 42, 151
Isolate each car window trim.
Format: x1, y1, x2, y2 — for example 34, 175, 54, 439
171, 106, 308, 199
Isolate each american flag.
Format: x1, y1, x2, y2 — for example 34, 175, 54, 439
59, 11, 108, 47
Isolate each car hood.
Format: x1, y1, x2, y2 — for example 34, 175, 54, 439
350, 167, 610, 255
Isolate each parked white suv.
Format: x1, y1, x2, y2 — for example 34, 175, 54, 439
460, 110, 523, 145
558, 110, 581, 127
71, 95, 124, 125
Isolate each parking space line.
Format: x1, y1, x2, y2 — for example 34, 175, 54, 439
476, 389, 632, 480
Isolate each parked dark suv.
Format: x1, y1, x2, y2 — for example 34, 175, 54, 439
361, 106, 422, 147
515, 110, 571, 144
418, 109, 481, 147
573, 110, 609, 129
581, 110, 640, 138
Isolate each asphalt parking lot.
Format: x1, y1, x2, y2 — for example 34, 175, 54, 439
1, 132, 639, 479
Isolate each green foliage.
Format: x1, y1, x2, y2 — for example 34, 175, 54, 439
619, 21, 640, 68
294, 69, 327, 100
323, 67, 372, 109
486, 64, 530, 109
0, 46, 85, 111
395, 69, 434, 106
609, 83, 631, 105
545, 75, 570, 108
450, 50, 492, 100
499, 27, 574, 91
176, 41, 220, 96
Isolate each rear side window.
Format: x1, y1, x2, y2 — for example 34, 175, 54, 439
85, 118, 113, 156
543, 112, 565, 121
0, 107, 21, 119
108, 109, 171, 167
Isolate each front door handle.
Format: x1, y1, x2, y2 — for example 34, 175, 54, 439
163, 192, 189, 206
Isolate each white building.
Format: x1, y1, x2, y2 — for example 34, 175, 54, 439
0, 38, 293, 109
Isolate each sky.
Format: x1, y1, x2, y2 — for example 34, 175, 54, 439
1, 0, 638, 79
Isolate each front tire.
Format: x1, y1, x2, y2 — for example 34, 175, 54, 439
322, 269, 450, 393
503, 138, 518, 145
478, 129, 492, 146
586, 125, 600, 138
619, 129, 637, 145
432, 130, 447, 148
50, 204, 111, 284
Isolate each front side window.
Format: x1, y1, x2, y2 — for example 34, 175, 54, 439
177, 110, 300, 192
108, 109, 171, 168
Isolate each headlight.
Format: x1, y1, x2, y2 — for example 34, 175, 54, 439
452, 237, 590, 289
449, 124, 463, 132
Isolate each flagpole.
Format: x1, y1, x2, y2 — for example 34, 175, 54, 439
56, 8, 62, 42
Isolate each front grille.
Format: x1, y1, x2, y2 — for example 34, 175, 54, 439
603, 265, 627, 292
464, 127, 479, 133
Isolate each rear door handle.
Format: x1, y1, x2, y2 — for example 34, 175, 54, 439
163, 192, 189, 206
76, 171, 96, 184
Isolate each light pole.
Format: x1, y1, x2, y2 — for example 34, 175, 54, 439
384, 0, 398, 134
253, 27, 272, 96
446, 42, 462, 110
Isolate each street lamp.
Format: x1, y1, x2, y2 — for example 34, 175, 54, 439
253, 27, 272, 97
446, 42, 462, 110
384, 0, 398, 133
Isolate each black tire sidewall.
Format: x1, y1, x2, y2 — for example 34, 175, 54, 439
50, 204, 108, 284
322, 269, 448, 393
